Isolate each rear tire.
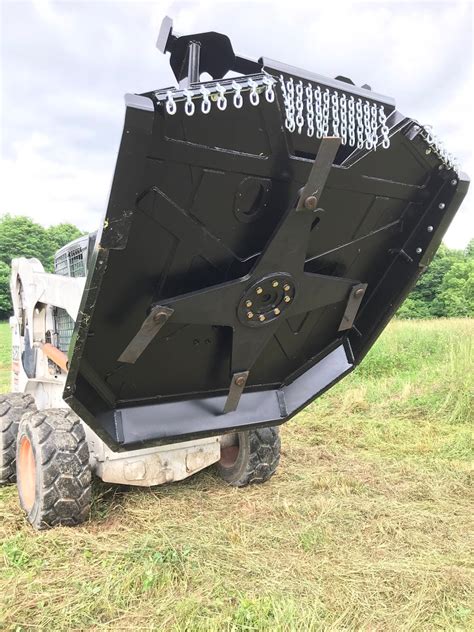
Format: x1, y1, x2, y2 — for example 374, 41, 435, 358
217, 426, 281, 487
16, 409, 91, 530
0, 393, 36, 485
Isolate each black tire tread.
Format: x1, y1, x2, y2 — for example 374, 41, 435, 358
0, 392, 36, 485
16, 408, 91, 529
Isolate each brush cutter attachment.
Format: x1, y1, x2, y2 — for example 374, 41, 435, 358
64, 17, 469, 451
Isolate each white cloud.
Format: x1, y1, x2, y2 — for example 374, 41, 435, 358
0, 0, 472, 248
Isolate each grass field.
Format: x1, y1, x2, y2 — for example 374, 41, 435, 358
0, 319, 473, 630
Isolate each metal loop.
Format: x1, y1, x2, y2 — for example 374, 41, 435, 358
183, 89, 195, 116
232, 80, 243, 108
215, 83, 227, 111
248, 78, 260, 106
165, 90, 177, 115
262, 75, 275, 102
200, 85, 211, 114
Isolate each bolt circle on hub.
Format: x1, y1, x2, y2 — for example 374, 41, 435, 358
238, 274, 296, 327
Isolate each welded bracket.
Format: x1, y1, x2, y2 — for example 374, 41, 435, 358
297, 136, 341, 211
223, 371, 249, 413
338, 283, 367, 331
118, 305, 174, 364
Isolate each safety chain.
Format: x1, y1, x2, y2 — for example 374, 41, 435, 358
280, 75, 391, 150
155, 72, 392, 151
419, 126, 460, 172
155, 74, 277, 117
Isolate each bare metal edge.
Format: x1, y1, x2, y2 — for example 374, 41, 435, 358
124, 93, 154, 112
262, 57, 396, 108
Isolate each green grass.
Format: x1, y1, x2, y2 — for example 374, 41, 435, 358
0, 321, 10, 393
0, 319, 473, 630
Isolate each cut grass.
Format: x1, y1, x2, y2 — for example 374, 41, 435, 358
0, 319, 473, 630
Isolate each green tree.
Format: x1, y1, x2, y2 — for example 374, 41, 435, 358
0, 215, 85, 319
397, 242, 473, 319
0, 261, 12, 318
0, 215, 50, 268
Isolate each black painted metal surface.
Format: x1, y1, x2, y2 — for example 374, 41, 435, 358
64, 26, 469, 451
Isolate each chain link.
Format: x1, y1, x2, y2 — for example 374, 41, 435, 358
157, 74, 399, 152
420, 125, 460, 171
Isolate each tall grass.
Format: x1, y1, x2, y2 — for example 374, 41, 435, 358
0, 319, 473, 630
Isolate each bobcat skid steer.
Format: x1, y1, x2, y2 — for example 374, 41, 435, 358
1, 17, 469, 529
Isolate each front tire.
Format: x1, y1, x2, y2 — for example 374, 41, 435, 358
217, 426, 281, 487
0, 393, 36, 485
16, 409, 92, 530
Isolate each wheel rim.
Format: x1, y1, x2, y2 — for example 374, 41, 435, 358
18, 436, 36, 511
219, 435, 240, 468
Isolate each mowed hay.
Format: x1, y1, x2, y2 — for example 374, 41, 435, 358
0, 319, 473, 630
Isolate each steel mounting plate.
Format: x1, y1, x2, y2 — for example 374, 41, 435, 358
64, 82, 469, 451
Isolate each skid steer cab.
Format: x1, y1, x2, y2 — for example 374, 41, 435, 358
1, 16, 469, 529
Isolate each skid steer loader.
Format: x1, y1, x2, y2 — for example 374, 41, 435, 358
1, 17, 469, 529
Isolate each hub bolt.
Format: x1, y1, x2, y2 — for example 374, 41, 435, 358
259, 314, 266, 322
272, 280, 279, 287
284, 295, 291, 303
304, 195, 318, 210
247, 311, 254, 319
256, 287, 263, 295
245, 300, 253, 308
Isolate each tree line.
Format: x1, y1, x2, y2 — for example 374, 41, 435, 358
0, 215, 83, 318
0, 214, 472, 320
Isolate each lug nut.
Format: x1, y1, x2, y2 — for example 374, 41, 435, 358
284, 295, 291, 303
247, 311, 254, 319
256, 287, 263, 295
272, 280, 279, 288
283, 284, 290, 292
259, 314, 266, 321
274, 308, 281, 315
245, 300, 253, 308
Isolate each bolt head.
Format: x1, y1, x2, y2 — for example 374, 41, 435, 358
425, 148, 431, 155
235, 376, 246, 387
283, 284, 290, 292
272, 280, 279, 288
304, 195, 318, 210
274, 307, 281, 316
354, 288, 365, 298
259, 314, 266, 322
451, 179, 457, 186
438, 203, 446, 210
247, 311, 254, 319
256, 287, 263, 295
245, 299, 253, 308
153, 312, 166, 324
416, 247, 422, 254
284, 295, 291, 303
427, 225, 434, 233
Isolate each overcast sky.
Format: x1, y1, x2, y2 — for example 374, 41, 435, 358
1, 0, 473, 248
